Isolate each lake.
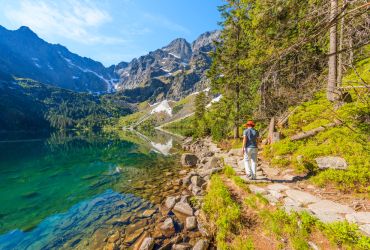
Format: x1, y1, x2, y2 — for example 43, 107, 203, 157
0, 130, 183, 249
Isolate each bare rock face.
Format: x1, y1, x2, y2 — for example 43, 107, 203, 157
160, 217, 176, 237
315, 156, 347, 170
181, 154, 199, 167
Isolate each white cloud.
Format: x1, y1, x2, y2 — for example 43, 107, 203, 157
4, 0, 125, 45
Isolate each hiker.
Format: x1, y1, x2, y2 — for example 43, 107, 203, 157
242, 120, 259, 180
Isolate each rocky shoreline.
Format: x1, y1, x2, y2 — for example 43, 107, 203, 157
102, 137, 225, 250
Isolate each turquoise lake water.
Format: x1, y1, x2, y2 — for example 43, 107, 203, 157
0, 131, 181, 249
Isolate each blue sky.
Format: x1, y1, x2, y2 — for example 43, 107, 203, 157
0, 0, 223, 66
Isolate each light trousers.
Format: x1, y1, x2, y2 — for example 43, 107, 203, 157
244, 147, 258, 178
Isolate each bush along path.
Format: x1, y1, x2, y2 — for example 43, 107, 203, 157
181, 137, 370, 249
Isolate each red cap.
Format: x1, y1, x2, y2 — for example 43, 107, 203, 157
245, 120, 255, 127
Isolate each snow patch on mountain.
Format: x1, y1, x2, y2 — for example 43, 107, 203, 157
206, 94, 222, 108
150, 100, 172, 116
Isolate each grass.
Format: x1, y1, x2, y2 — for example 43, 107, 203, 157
203, 174, 245, 250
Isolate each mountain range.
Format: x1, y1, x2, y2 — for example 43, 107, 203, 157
0, 25, 219, 101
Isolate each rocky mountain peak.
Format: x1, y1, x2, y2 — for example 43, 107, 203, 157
162, 38, 192, 62
192, 30, 221, 53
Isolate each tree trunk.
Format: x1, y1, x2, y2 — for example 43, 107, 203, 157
234, 83, 240, 138
327, 0, 338, 101
337, 0, 345, 87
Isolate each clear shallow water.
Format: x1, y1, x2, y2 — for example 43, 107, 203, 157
0, 131, 182, 249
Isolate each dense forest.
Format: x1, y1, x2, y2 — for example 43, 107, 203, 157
192, 0, 370, 140
0, 73, 132, 131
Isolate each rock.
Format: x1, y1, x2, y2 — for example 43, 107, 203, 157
308, 241, 319, 250
142, 209, 157, 218
165, 196, 177, 210
192, 239, 209, 250
173, 201, 194, 216
315, 156, 348, 170
186, 216, 197, 230
139, 237, 154, 250
359, 224, 370, 236
263, 194, 278, 204
108, 231, 120, 243
228, 148, 243, 157
249, 185, 268, 195
314, 212, 345, 223
198, 167, 223, 178
205, 156, 221, 169
126, 219, 148, 234
179, 170, 188, 175
191, 176, 203, 187
124, 228, 144, 245
192, 185, 203, 196
202, 151, 214, 157
197, 220, 209, 237
106, 213, 131, 225
308, 200, 354, 215
268, 189, 285, 200
267, 184, 290, 192
104, 242, 119, 250
345, 212, 370, 224
285, 190, 321, 205
181, 154, 199, 167
160, 217, 176, 237
172, 243, 192, 250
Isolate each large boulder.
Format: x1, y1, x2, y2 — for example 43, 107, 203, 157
173, 201, 194, 216
181, 153, 199, 167
315, 156, 347, 170
160, 217, 176, 237
191, 175, 203, 187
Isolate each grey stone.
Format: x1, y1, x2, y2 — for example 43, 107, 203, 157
228, 148, 243, 157
268, 189, 285, 200
198, 167, 222, 177
165, 196, 177, 210
263, 194, 279, 204
205, 156, 221, 169
286, 189, 320, 205
249, 185, 268, 195
315, 156, 348, 170
308, 241, 319, 250
345, 212, 370, 224
192, 239, 209, 250
160, 217, 176, 237
139, 237, 154, 250
359, 224, 370, 236
192, 185, 203, 196
173, 201, 193, 216
267, 183, 290, 192
308, 200, 354, 215
181, 153, 199, 167
314, 212, 345, 223
185, 216, 197, 230
191, 176, 203, 187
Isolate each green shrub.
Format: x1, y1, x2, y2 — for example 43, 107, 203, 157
319, 221, 370, 249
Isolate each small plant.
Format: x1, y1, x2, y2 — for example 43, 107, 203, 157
224, 165, 236, 177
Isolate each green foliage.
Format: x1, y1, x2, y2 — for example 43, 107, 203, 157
230, 236, 255, 250
224, 165, 236, 177
319, 221, 370, 249
203, 174, 241, 249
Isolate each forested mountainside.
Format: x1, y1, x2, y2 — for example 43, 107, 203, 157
0, 72, 132, 132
